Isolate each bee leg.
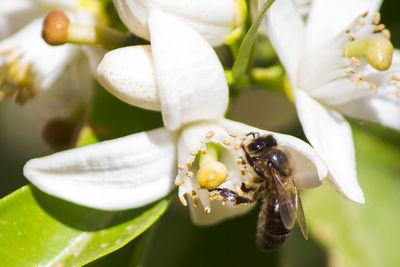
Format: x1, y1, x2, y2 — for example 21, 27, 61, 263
241, 182, 253, 193
215, 188, 257, 205
246, 132, 260, 139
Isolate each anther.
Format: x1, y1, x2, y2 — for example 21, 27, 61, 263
235, 185, 244, 196
355, 21, 365, 26
349, 33, 355, 41
175, 179, 185, 186
205, 131, 215, 138
204, 207, 211, 214
193, 197, 198, 207
180, 196, 188, 206
234, 141, 241, 150
228, 132, 237, 138
236, 157, 243, 164
185, 171, 193, 178
382, 29, 391, 40
191, 190, 197, 196
221, 199, 227, 206
190, 151, 198, 156
373, 12, 381, 25
369, 82, 377, 93
374, 24, 385, 32
178, 165, 185, 170
201, 149, 207, 154
344, 67, 356, 75
187, 162, 192, 168
351, 57, 361, 67
361, 11, 369, 18
392, 75, 400, 81
42, 11, 70, 45
241, 135, 247, 141
209, 194, 219, 201
394, 91, 400, 99
222, 139, 231, 146
241, 166, 246, 175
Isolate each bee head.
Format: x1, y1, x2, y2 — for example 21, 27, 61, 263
246, 135, 277, 154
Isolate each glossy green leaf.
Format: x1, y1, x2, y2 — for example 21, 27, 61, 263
231, 0, 275, 81
303, 126, 400, 267
0, 186, 173, 266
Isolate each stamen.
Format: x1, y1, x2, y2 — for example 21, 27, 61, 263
361, 11, 369, 18
193, 197, 198, 207
241, 135, 247, 141
185, 171, 193, 178
351, 57, 361, 67
178, 165, 185, 170
374, 24, 385, 32
187, 162, 192, 168
42, 11, 129, 49
236, 157, 243, 164
190, 151, 198, 156
344, 67, 356, 75
180, 196, 188, 206
228, 132, 237, 138
234, 141, 241, 150
394, 91, 400, 99
241, 166, 246, 175
204, 207, 211, 214
222, 139, 231, 146
191, 190, 197, 196
355, 20, 365, 26
175, 179, 185, 186
373, 12, 381, 25
392, 75, 400, 81
209, 194, 219, 201
369, 82, 377, 93
382, 29, 391, 40
205, 131, 215, 138
222, 199, 227, 206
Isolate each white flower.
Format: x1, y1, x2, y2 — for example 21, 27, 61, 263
0, 0, 105, 103
263, 0, 400, 203
114, 0, 244, 47
24, 12, 327, 224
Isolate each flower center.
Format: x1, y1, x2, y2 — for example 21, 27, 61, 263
0, 48, 36, 104
196, 143, 228, 190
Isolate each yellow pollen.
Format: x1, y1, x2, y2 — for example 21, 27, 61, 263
222, 139, 231, 146
245, 181, 251, 189
190, 151, 198, 156
193, 198, 198, 207
228, 132, 237, 138
191, 190, 197, 196
394, 91, 400, 99
374, 12, 381, 25
205, 131, 215, 138
349, 33, 355, 41
180, 196, 188, 206
204, 207, 211, 214
178, 165, 185, 170
185, 171, 193, 178
187, 162, 192, 168
358, 74, 364, 83
361, 11, 369, 18
175, 179, 185, 186
369, 82, 377, 93
201, 149, 207, 154
196, 162, 228, 190
241, 166, 246, 175
392, 75, 400, 81
374, 24, 385, 32
221, 199, 227, 206
209, 194, 219, 201
345, 28, 351, 34
235, 185, 244, 196
241, 135, 247, 141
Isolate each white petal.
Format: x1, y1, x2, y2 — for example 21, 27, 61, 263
149, 9, 228, 131
189, 200, 254, 226
305, 0, 382, 50
24, 128, 177, 210
114, 0, 237, 46
220, 119, 327, 188
336, 95, 400, 131
0, 18, 78, 91
294, 90, 365, 203
265, 0, 305, 83
96, 45, 161, 111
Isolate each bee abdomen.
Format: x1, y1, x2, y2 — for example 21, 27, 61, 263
256, 199, 290, 252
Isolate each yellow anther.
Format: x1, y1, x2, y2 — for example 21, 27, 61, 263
209, 194, 219, 201
382, 29, 391, 40
175, 179, 185, 186
196, 162, 228, 190
355, 20, 365, 26
369, 82, 377, 93
351, 57, 361, 67
228, 132, 237, 138
361, 11, 369, 18
234, 141, 241, 150
190, 151, 198, 156
180, 196, 188, 207
222, 139, 231, 146
185, 171, 193, 178
193, 198, 198, 207
241, 166, 246, 175
205, 131, 215, 138
394, 91, 400, 99
204, 207, 211, 214
374, 24, 385, 32
392, 75, 400, 81
373, 12, 381, 25
42, 11, 70, 45
177, 165, 185, 170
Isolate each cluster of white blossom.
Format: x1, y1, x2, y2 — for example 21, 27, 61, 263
1, 0, 399, 225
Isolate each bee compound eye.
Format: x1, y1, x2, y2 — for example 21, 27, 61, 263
268, 149, 289, 175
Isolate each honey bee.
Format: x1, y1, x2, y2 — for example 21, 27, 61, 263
212, 133, 308, 252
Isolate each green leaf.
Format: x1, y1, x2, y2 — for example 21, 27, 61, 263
231, 0, 275, 81
0, 186, 173, 266
303, 126, 400, 266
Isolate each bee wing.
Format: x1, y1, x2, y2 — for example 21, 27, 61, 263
295, 189, 309, 240
267, 164, 296, 230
